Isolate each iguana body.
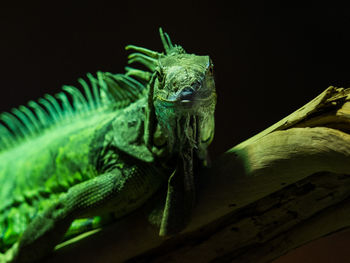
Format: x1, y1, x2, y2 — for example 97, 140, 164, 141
0, 29, 216, 263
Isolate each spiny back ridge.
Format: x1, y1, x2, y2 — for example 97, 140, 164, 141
0, 72, 145, 152
0, 28, 179, 153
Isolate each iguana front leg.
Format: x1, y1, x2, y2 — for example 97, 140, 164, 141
160, 143, 196, 236
4, 166, 164, 263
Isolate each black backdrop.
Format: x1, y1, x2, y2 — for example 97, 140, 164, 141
1, 2, 349, 156
0, 2, 349, 261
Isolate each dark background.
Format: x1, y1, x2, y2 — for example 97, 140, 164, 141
1, 1, 349, 262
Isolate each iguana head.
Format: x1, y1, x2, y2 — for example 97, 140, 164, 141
153, 50, 216, 159
125, 29, 216, 159
125, 28, 216, 160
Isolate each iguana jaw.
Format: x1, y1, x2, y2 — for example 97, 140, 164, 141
155, 93, 216, 109
153, 106, 215, 160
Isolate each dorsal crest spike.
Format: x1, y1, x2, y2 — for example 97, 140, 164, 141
159, 27, 169, 53
0, 68, 147, 152
159, 27, 184, 55
0, 28, 183, 153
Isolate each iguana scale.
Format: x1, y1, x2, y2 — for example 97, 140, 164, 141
0, 28, 216, 263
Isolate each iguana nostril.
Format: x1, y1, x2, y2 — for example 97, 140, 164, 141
179, 87, 195, 100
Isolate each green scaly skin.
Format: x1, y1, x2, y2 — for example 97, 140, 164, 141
0, 28, 216, 263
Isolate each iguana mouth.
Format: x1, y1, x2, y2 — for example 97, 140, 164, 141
155, 93, 215, 108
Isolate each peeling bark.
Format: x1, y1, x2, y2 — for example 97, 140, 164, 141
44, 87, 350, 263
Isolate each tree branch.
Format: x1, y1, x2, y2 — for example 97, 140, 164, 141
44, 87, 350, 263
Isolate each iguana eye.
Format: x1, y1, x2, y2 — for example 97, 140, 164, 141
208, 63, 214, 75
156, 67, 164, 80
156, 68, 165, 89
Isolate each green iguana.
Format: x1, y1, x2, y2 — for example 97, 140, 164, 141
0, 28, 216, 263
